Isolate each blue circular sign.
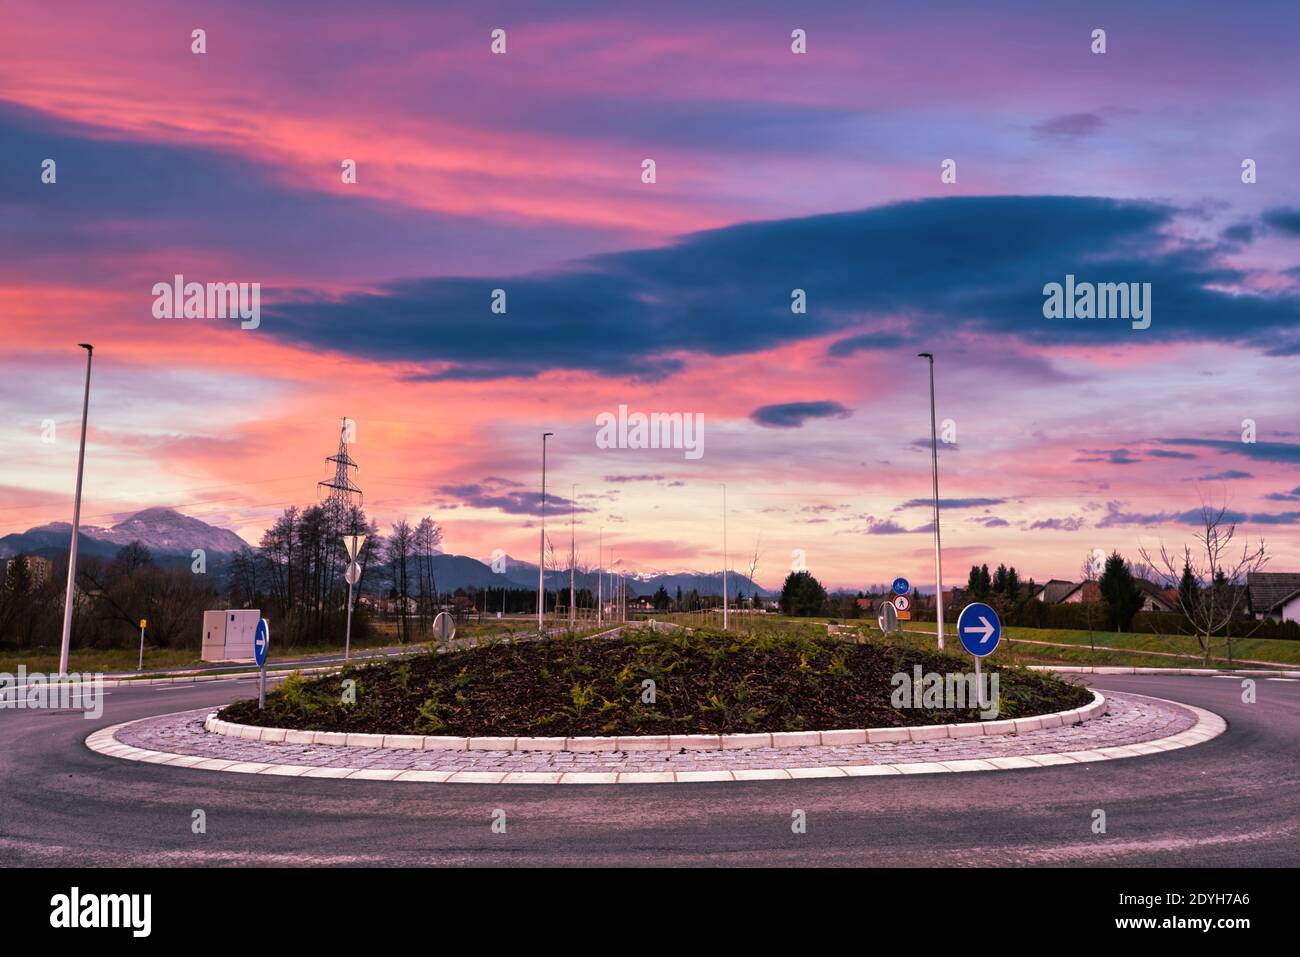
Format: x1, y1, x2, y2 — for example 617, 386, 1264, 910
254, 618, 270, 666
892, 577, 910, 596
957, 602, 1001, 657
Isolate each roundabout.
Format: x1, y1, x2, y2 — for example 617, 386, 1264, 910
86, 688, 1221, 784
0, 670, 1294, 865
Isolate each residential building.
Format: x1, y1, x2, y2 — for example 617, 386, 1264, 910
1057, 578, 1174, 612
3, 554, 53, 587
1247, 572, 1300, 623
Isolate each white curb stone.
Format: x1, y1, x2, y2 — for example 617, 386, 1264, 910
86, 688, 1224, 786
769, 731, 820, 748
204, 691, 1107, 753
907, 725, 949, 742
819, 729, 866, 746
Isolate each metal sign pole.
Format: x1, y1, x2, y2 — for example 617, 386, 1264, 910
255, 618, 270, 710
344, 577, 354, 661
341, 533, 363, 661
137, 621, 145, 671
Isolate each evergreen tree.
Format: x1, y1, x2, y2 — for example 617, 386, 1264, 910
780, 570, 828, 617
1177, 561, 1198, 613
992, 563, 1010, 595
1098, 551, 1144, 632
966, 564, 993, 600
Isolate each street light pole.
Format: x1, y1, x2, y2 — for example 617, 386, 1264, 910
58, 343, 94, 677
538, 431, 553, 631
918, 352, 945, 650
569, 483, 576, 628
722, 483, 728, 631
597, 526, 603, 625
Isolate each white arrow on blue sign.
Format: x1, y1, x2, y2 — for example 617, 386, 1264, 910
957, 602, 1001, 657
892, 577, 910, 596
254, 618, 270, 666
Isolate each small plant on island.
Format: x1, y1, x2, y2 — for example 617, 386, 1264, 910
220, 626, 1092, 737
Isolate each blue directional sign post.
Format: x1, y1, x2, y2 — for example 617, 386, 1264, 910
892, 577, 910, 596
957, 602, 1001, 657
957, 602, 1000, 709
254, 618, 270, 709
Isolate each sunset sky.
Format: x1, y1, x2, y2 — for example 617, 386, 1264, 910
4, 0, 1300, 592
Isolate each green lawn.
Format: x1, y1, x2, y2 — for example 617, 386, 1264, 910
0, 626, 411, 676
963, 623, 1298, 667
0, 646, 203, 675
642, 613, 1299, 669
6, 614, 1292, 676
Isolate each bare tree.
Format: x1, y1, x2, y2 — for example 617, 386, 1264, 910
1080, 550, 1100, 652
413, 517, 443, 628
386, 520, 415, 643
746, 534, 763, 609
544, 534, 560, 619
1140, 504, 1268, 664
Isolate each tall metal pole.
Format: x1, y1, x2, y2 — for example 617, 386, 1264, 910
538, 432, 552, 631
344, 575, 355, 660
58, 344, 93, 677
722, 483, 729, 631
597, 527, 603, 625
919, 353, 945, 650
569, 484, 576, 628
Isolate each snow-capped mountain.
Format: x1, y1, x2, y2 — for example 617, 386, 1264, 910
0, 508, 248, 560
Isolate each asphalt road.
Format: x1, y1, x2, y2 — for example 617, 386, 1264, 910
1, 673, 1296, 866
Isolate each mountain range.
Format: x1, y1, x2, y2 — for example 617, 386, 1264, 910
481, 554, 772, 598
0, 507, 248, 563
0, 509, 773, 596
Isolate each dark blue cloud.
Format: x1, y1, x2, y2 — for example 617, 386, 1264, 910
862, 517, 910, 535
1096, 502, 1168, 528
1094, 499, 1293, 528
252, 194, 1300, 380
1074, 449, 1140, 465
1245, 511, 1300, 525
1173, 508, 1248, 524
1263, 208, 1300, 236
1220, 222, 1257, 246
826, 332, 911, 356
898, 497, 1006, 509
0, 101, 628, 285
1158, 438, 1300, 464
1029, 516, 1085, 531
437, 480, 589, 517
750, 401, 852, 429
1031, 113, 1105, 140
1264, 487, 1300, 502
908, 438, 958, 453
1195, 470, 1253, 480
